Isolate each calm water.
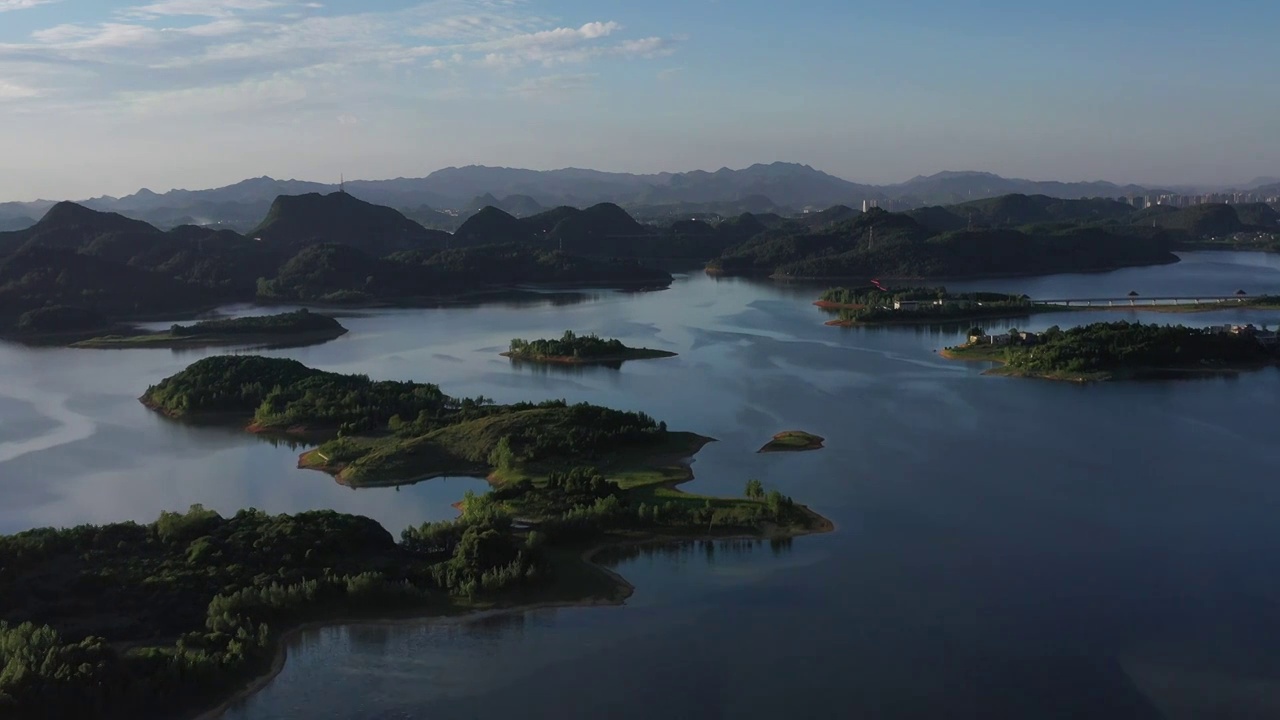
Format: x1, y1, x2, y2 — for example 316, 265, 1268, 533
4, 251, 1280, 719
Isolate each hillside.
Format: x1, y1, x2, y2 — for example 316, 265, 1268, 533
0, 200, 681, 325
453, 206, 535, 246
0, 246, 216, 323
945, 194, 1137, 228
1132, 204, 1247, 236
259, 243, 672, 304
252, 192, 448, 255
0, 201, 161, 255
709, 207, 1178, 279
885, 171, 1152, 206
1234, 202, 1280, 228
0, 216, 34, 232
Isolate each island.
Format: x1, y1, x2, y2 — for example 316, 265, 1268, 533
71, 309, 348, 349
758, 431, 825, 453
816, 285, 1062, 326
0, 356, 833, 719
942, 321, 1280, 381
502, 331, 677, 365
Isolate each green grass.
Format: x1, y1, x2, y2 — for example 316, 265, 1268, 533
758, 431, 824, 453
302, 414, 712, 490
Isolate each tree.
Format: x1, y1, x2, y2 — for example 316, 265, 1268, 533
765, 491, 785, 516
966, 326, 985, 339
745, 479, 764, 501
488, 437, 516, 472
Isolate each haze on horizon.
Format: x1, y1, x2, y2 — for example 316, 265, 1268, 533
1, 0, 1276, 202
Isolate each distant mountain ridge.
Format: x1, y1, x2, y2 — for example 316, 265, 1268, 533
10, 163, 1269, 232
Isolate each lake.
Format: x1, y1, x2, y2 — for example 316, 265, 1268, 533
4, 251, 1280, 719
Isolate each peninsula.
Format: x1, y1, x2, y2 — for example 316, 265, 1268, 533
943, 321, 1280, 381
72, 309, 347, 349
502, 331, 677, 365
758, 431, 825, 453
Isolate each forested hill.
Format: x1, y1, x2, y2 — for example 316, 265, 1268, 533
708, 203, 1183, 279
0, 199, 675, 331
251, 192, 450, 255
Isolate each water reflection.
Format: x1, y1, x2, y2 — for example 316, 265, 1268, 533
596, 537, 785, 569
507, 357, 625, 373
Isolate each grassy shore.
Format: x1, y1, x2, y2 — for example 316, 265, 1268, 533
300, 431, 714, 490
758, 431, 825, 453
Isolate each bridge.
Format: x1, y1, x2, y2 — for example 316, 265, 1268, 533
1030, 295, 1250, 307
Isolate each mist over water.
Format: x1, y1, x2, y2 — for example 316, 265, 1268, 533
4, 252, 1280, 718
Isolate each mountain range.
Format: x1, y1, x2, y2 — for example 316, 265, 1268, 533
3, 164, 1274, 234
4, 184, 1277, 336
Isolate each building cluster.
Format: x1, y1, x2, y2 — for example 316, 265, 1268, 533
967, 329, 1039, 346
893, 298, 970, 311
1123, 192, 1280, 209
1216, 324, 1280, 348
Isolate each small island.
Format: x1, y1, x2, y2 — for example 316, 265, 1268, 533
72, 309, 347, 349
758, 431, 825, 453
817, 285, 1061, 327
943, 321, 1280, 381
502, 331, 676, 365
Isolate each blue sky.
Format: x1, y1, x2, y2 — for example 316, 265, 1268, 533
1, 0, 1277, 200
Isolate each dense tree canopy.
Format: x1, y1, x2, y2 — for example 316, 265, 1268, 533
0, 505, 530, 720
998, 321, 1273, 375
508, 331, 630, 359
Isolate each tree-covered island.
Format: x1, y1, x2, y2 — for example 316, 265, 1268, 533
72, 309, 347, 349
817, 286, 1066, 327
943, 321, 1280, 381
503, 331, 677, 364
0, 356, 836, 718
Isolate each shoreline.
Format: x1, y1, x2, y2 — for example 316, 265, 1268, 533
73, 327, 348, 350
706, 255, 1181, 281
939, 346, 1277, 383
820, 300, 1279, 328
255, 280, 673, 311
769, 255, 1183, 282
823, 308, 1060, 328
189, 513, 833, 720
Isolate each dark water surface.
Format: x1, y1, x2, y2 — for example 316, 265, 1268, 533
4, 252, 1280, 719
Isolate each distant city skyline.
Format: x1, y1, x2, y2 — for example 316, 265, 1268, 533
1, 0, 1276, 201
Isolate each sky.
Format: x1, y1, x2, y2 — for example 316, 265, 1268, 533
0, 0, 1277, 200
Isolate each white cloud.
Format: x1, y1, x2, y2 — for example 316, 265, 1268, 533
0, 0, 60, 12
0, 2, 679, 115
123, 0, 299, 19
510, 73, 596, 98
0, 80, 40, 100
120, 74, 307, 115
32, 23, 161, 49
